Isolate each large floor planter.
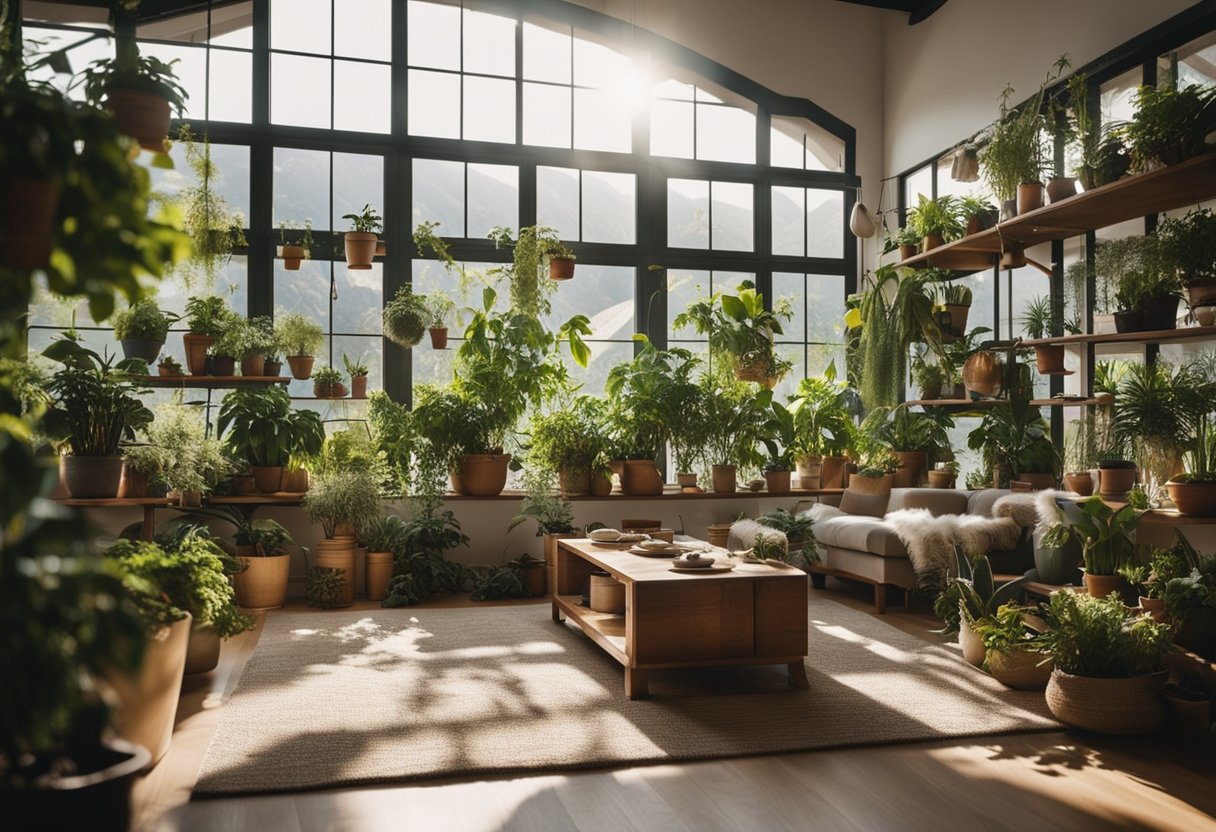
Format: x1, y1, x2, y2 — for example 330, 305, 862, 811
184, 621, 221, 676
451, 453, 511, 497
764, 470, 792, 494
5, 738, 150, 832
315, 537, 357, 607
182, 333, 213, 376
711, 464, 738, 493
1166, 480, 1216, 517
820, 456, 848, 489
892, 451, 926, 488
60, 455, 124, 499
233, 552, 290, 609
1045, 669, 1167, 734
366, 551, 393, 601
848, 473, 893, 496
620, 460, 664, 496
105, 87, 172, 152
106, 614, 191, 767
251, 465, 283, 494
987, 647, 1053, 690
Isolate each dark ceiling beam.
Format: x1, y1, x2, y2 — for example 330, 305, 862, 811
833, 0, 948, 25
908, 0, 948, 25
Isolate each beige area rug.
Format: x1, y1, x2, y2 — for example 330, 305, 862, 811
193, 595, 1058, 796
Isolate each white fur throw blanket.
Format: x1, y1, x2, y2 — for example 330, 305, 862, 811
727, 519, 789, 552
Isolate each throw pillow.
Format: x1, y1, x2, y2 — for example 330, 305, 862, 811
838, 488, 890, 518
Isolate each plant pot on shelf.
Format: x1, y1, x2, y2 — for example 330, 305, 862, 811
282, 467, 310, 493
892, 451, 926, 488
1140, 596, 1167, 622
676, 471, 699, 488
848, 473, 894, 496
1034, 344, 1067, 375
1184, 279, 1216, 309
344, 232, 378, 270
350, 375, 368, 399
428, 327, 448, 349
942, 303, 971, 335
926, 469, 955, 489
1000, 198, 1017, 222
314, 537, 356, 607
119, 338, 163, 366
1140, 294, 1180, 331
205, 356, 235, 377
1113, 309, 1143, 333
233, 551, 291, 609
60, 455, 124, 499
375, 240, 387, 257
184, 621, 221, 676
919, 380, 943, 401
1, 177, 60, 270
1099, 462, 1137, 497
264, 359, 283, 377
1063, 471, 1094, 496
104, 87, 171, 152
182, 333, 214, 376
548, 257, 576, 280
281, 244, 305, 270
820, 456, 848, 489
177, 490, 202, 508
251, 465, 283, 494
231, 475, 256, 495
1166, 480, 1216, 517
240, 354, 265, 377
589, 472, 613, 496
898, 243, 918, 261
764, 470, 792, 494
921, 233, 944, 252
620, 460, 664, 496
7, 737, 150, 832
452, 453, 511, 497
1045, 669, 1168, 734
1016, 182, 1044, 215
711, 464, 738, 493
1045, 176, 1077, 203
1083, 572, 1123, 599
1001, 241, 1027, 269
1093, 313, 1118, 335
118, 467, 150, 499
365, 551, 393, 601
286, 355, 315, 380
795, 455, 822, 488
104, 613, 191, 767
558, 467, 590, 497
988, 647, 1054, 690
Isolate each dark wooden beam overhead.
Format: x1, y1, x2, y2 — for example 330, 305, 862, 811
834, 0, 948, 25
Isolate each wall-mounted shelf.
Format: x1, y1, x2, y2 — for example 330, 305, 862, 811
906, 397, 1101, 411
1019, 325, 1216, 348
141, 375, 291, 389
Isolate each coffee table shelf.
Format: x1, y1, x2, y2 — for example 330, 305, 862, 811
553, 595, 627, 661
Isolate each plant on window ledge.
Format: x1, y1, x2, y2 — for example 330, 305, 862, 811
278, 219, 313, 270
673, 280, 793, 386
342, 203, 382, 269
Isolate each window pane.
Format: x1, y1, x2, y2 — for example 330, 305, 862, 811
334, 60, 392, 133
333, 153, 384, 231
807, 275, 846, 343
697, 104, 755, 164
464, 8, 516, 77
523, 21, 571, 83
524, 83, 572, 148
771, 123, 805, 169
140, 43, 206, 120
408, 69, 460, 138
904, 164, 933, 206
807, 189, 844, 259
274, 148, 329, 230
650, 100, 693, 158
463, 75, 516, 143
208, 49, 252, 122
468, 164, 519, 238
573, 30, 630, 89
408, 0, 459, 70
136, 2, 253, 48
667, 269, 711, 336
653, 78, 694, 100
1168, 30, 1216, 87
272, 0, 330, 55
335, 0, 391, 62
574, 87, 631, 153
24, 27, 113, 98
772, 272, 806, 342
711, 181, 753, 252
667, 179, 709, 249
543, 264, 634, 338
333, 335, 384, 392
771, 115, 845, 172
582, 171, 635, 244
1100, 67, 1141, 125
772, 187, 805, 256
334, 263, 383, 334
275, 260, 330, 331
412, 159, 465, 237
537, 166, 580, 241
271, 53, 330, 129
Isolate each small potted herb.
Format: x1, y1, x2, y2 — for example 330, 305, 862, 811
343, 353, 369, 399
204, 326, 243, 377
341, 203, 382, 269
274, 312, 324, 380
957, 195, 999, 236
111, 299, 174, 366
312, 366, 346, 399
278, 219, 313, 271
426, 290, 455, 349
935, 281, 972, 336
848, 451, 899, 496
156, 355, 183, 378
912, 354, 946, 400
238, 315, 275, 377
906, 194, 962, 251
183, 295, 232, 376
973, 602, 1052, 690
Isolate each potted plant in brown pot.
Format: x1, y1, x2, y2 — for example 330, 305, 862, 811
278, 219, 313, 271
192, 506, 297, 610
425, 290, 455, 350
303, 468, 383, 608
906, 194, 962, 252
759, 395, 797, 495
673, 281, 793, 388
848, 452, 899, 496
341, 203, 382, 270
1042, 489, 1147, 599
700, 379, 765, 494
343, 353, 369, 399
274, 312, 324, 380
528, 396, 611, 497
1155, 208, 1216, 311
1165, 359, 1216, 516
311, 366, 346, 399
1019, 294, 1078, 375
957, 195, 998, 237
927, 459, 959, 489
360, 514, 408, 602
218, 386, 325, 494
111, 299, 174, 367
156, 355, 183, 378
975, 602, 1053, 690
864, 405, 952, 489
137, 402, 232, 508
78, 48, 188, 153
182, 295, 232, 376
238, 316, 275, 377
204, 325, 242, 377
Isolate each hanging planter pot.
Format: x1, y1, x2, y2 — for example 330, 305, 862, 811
0, 177, 60, 270
548, 256, 575, 280
182, 333, 214, 376
962, 351, 1003, 399
104, 87, 172, 153
120, 338, 163, 366
281, 244, 305, 271
1045, 177, 1077, 203
1001, 241, 1026, 269
344, 232, 378, 270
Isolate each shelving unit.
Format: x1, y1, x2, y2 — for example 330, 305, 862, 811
905, 397, 1100, 411
141, 375, 291, 388
1019, 325, 1216, 348
56, 494, 304, 540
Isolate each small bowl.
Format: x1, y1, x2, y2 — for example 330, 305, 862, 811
675, 554, 714, 569
590, 528, 622, 542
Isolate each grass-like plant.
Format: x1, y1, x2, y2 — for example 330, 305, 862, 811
303, 468, 383, 539
274, 312, 324, 357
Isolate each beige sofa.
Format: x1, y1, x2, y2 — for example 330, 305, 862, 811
808, 488, 1034, 612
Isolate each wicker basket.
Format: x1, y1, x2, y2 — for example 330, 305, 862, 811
1045, 669, 1168, 734
987, 647, 1053, 690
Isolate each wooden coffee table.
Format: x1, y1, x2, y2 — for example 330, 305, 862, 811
552, 539, 809, 699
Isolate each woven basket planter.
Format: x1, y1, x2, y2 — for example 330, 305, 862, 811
987, 647, 1053, 690
1045, 669, 1167, 734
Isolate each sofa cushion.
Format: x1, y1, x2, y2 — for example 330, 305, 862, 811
838, 489, 890, 517
887, 488, 969, 516
967, 488, 1015, 518
813, 515, 907, 558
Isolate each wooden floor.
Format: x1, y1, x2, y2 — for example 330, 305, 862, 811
136, 580, 1216, 832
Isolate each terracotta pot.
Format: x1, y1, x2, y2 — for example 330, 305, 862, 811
1083, 572, 1123, 599
120, 338, 163, 366
375, 239, 387, 257
965, 215, 982, 236
1099, 465, 1137, 497
589, 472, 613, 496
558, 467, 590, 496
958, 613, 986, 667
795, 455, 822, 488
820, 456, 848, 489
548, 257, 575, 280
282, 244, 305, 270
157, 363, 182, 378
429, 327, 449, 349
1045, 176, 1077, 203
365, 551, 394, 601
1045, 669, 1167, 734
351, 375, 368, 399
1016, 182, 1044, 215
988, 646, 1053, 690
711, 464, 738, 494
177, 489, 202, 508
233, 553, 290, 609
919, 380, 943, 400
344, 231, 378, 270
105, 614, 191, 766
315, 537, 356, 607
286, 355, 315, 380
706, 523, 733, 549
264, 360, 283, 377
454, 453, 511, 496
848, 473, 893, 496
1195, 306, 1216, 327
1184, 280, 1216, 309
184, 621, 221, 676
1166, 480, 1216, 517
621, 460, 664, 496
962, 351, 1003, 399
942, 303, 970, 335
232, 475, 256, 495
7, 738, 149, 832
898, 243, 918, 261
892, 450, 926, 488
1140, 294, 1179, 331
0, 177, 60, 270
205, 356, 235, 376
1034, 344, 1067, 375
921, 233, 944, 252
676, 471, 699, 488
926, 470, 955, 489
1063, 471, 1094, 496
764, 470, 792, 494
240, 354, 265, 377
119, 467, 150, 499
282, 467, 310, 493
60, 456, 124, 499
1140, 596, 1167, 622
251, 465, 283, 494
182, 333, 214, 376
104, 87, 171, 152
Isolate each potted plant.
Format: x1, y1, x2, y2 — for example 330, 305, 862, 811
274, 312, 324, 380
1100, 235, 1181, 333
1160, 535, 1216, 662
1165, 359, 1216, 516
848, 451, 899, 496
343, 353, 369, 399
412, 222, 461, 348
787, 364, 855, 488
1042, 490, 1147, 598
1113, 361, 1196, 501
1124, 83, 1216, 171
1067, 71, 1132, 191
699, 378, 765, 494
957, 195, 999, 236
303, 468, 383, 607
193, 506, 296, 609
673, 280, 793, 386
758, 395, 797, 495
137, 402, 232, 507
1155, 208, 1216, 310
864, 405, 953, 488
182, 295, 232, 376
528, 396, 610, 496
488, 226, 572, 313
1039, 590, 1173, 734
77, 47, 188, 153
342, 203, 382, 270
412, 385, 512, 497
171, 126, 247, 288
311, 366, 345, 399
204, 324, 242, 377
933, 549, 1028, 666
383, 285, 430, 348
883, 225, 920, 261
906, 194, 962, 251
912, 353, 946, 400
156, 355, 182, 378
278, 219, 313, 271
850, 265, 942, 408
426, 291, 455, 349
926, 459, 959, 489
935, 282, 972, 337
218, 386, 325, 494
968, 392, 1058, 489
974, 602, 1052, 690
111, 299, 173, 366
1019, 294, 1075, 374
237, 316, 275, 377
359, 514, 408, 602
42, 337, 153, 499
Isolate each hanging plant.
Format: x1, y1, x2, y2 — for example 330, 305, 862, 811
383, 285, 430, 348
170, 124, 246, 290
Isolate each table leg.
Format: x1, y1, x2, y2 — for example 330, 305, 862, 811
625, 667, 649, 700
142, 505, 156, 541
551, 601, 564, 623
787, 661, 809, 690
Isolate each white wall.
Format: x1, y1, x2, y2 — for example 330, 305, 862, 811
882, 0, 1196, 178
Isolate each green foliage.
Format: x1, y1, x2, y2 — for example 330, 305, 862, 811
787, 363, 856, 457
855, 266, 941, 409
510, 468, 577, 535
240, 316, 276, 358
606, 336, 704, 464
673, 280, 793, 383
1155, 207, 1216, 284
968, 390, 1057, 484
130, 401, 233, 495
755, 508, 821, 567
367, 391, 414, 499
381, 510, 470, 607
343, 203, 382, 234
311, 366, 342, 386
1041, 494, 1145, 577
528, 396, 611, 477
187, 505, 293, 555
306, 567, 345, 609
274, 312, 324, 357
979, 57, 1068, 200
42, 336, 153, 457
906, 194, 963, 241
700, 376, 766, 470
1124, 83, 1216, 171
303, 468, 383, 539
171, 125, 247, 289
361, 514, 410, 554
343, 352, 368, 377
1019, 294, 1054, 340
1040, 589, 1173, 678
862, 405, 954, 469
933, 548, 1028, 633
184, 295, 232, 337
77, 51, 188, 115
1160, 538, 1216, 661
974, 602, 1047, 656
470, 565, 530, 601
112, 298, 173, 342
218, 386, 325, 468
383, 285, 430, 348
487, 225, 571, 318
1095, 235, 1179, 310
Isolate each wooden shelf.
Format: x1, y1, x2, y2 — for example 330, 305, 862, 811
906, 397, 1100, 410
896, 153, 1216, 273
1020, 325, 1216, 348
443, 487, 845, 501
55, 494, 304, 507
141, 375, 291, 389
553, 594, 628, 663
